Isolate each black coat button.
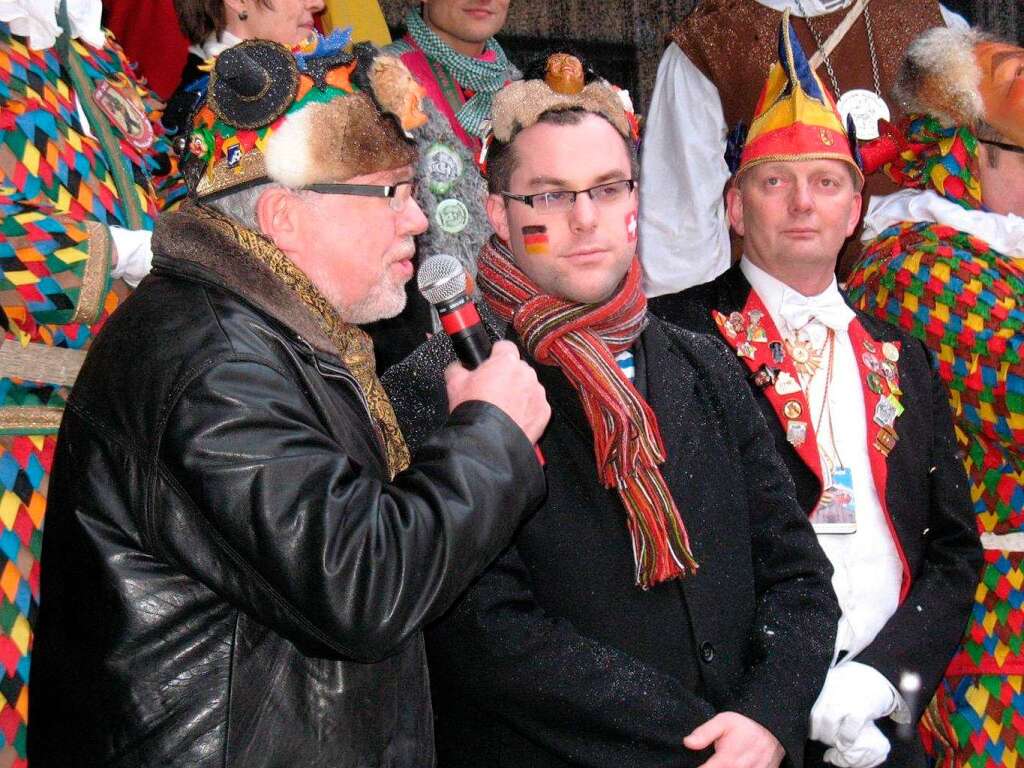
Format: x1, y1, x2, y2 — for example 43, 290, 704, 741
700, 641, 715, 663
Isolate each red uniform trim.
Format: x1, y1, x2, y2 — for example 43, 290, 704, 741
847, 320, 911, 602
711, 291, 824, 486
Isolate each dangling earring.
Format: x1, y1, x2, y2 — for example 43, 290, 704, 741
238, 8, 249, 19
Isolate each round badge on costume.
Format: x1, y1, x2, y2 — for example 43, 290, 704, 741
836, 89, 890, 141
867, 372, 884, 394
881, 342, 900, 362
435, 198, 469, 234
425, 143, 464, 195
783, 400, 803, 419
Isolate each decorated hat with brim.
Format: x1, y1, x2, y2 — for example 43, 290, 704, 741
489, 52, 639, 144
737, 10, 863, 184
184, 30, 428, 201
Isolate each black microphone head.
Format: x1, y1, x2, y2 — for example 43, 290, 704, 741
418, 254, 467, 306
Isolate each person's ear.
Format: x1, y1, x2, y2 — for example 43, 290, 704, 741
726, 183, 745, 237
845, 191, 863, 237
486, 193, 511, 243
257, 187, 305, 254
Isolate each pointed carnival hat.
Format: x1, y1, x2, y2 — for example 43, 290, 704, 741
736, 10, 863, 184
183, 29, 427, 201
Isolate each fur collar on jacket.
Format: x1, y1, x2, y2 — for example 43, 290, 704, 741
151, 202, 338, 358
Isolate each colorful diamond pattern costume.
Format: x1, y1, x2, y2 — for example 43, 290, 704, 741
849, 117, 1024, 768
0, 21, 184, 767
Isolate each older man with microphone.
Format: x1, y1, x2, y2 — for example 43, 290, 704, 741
29, 37, 549, 768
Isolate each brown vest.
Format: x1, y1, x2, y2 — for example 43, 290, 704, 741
668, 0, 944, 278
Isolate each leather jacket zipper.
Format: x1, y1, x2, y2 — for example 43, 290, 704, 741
295, 337, 385, 448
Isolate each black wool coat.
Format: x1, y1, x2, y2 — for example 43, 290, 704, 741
384, 313, 840, 768
649, 263, 983, 768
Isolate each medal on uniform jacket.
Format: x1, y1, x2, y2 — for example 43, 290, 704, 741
712, 299, 822, 479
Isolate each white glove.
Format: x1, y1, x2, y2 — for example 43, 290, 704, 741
109, 227, 154, 288
824, 721, 891, 768
810, 661, 897, 747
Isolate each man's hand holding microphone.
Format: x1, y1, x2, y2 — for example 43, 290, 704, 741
420, 254, 550, 450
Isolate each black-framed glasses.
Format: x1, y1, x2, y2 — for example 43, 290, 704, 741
302, 181, 418, 211
502, 179, 637, 213
978, 138, 1024, 155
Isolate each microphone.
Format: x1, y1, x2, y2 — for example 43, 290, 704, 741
418, 254, 544, 465
418, 254, 492, 369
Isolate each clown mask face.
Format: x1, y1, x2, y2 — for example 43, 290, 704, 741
974, 40, 1024, 148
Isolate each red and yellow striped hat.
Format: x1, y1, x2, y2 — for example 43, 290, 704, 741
737, 10, 863, 184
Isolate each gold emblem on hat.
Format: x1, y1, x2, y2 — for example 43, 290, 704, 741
545, 54, 585, 95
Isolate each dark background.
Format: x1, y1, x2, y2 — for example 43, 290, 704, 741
383, 0, 1021, 113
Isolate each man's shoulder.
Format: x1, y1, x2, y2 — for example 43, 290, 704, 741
648, 269, 740, 333
647, 313, 727, 356
645, 315, 748, 398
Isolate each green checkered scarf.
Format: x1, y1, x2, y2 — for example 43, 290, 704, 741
404, 8, 512, 138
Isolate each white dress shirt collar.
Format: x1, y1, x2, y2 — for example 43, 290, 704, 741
739, 256, 855, 334
189, 30, 244, 62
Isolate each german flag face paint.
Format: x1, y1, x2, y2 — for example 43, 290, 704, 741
522, 225, 550, 255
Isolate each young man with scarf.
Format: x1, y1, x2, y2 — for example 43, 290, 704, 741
0, 2, 185, 763
650, 16, 981, 767
384, 53, 839, 768
28, 39, 549, 767
846, 26, 1024, 767
369, 0, 517, 371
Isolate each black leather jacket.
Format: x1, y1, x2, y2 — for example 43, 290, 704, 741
28, 206, 546, 767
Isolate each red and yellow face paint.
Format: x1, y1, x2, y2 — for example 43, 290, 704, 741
522, 225, 550, 255
625, 210, 638, 243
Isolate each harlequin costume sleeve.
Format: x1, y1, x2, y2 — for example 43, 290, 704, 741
0, 20, 184, 766
848, 116, 1023, 768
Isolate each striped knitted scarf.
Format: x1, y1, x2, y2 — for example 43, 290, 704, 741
403, 8, 512, 138
477, 237, 698, 588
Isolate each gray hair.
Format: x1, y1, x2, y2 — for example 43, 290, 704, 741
204, 183, 286, 232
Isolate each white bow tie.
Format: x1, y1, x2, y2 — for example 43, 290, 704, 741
779, 287, 855, 332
